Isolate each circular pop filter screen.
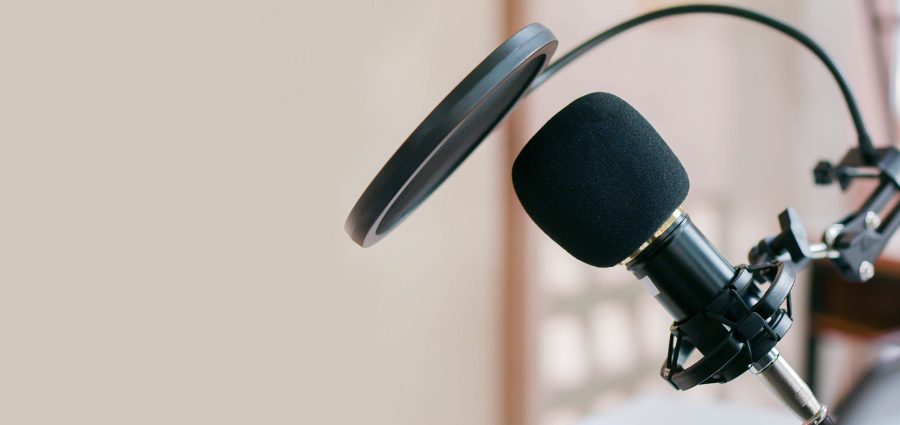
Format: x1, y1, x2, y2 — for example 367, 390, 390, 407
345, 23, 557, 247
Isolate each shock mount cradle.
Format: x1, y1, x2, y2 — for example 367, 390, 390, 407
661, 262, 795, 390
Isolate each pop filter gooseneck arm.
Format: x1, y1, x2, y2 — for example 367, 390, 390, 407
526, 3, 879, 165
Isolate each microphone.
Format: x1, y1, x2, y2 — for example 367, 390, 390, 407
512, 92, 831, 424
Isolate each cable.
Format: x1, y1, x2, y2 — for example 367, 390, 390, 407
528, 4, 879, 164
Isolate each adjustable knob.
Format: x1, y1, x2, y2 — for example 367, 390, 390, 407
770, 208, 812, 264
813, 161, 834, 185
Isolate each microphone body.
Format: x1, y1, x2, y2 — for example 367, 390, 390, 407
512, 92, 829, 424
626, 210, 735, 322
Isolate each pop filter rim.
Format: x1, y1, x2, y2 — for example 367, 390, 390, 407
345, 23, 557, 247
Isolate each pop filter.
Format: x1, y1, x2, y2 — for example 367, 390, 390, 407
345, 23, 557, 247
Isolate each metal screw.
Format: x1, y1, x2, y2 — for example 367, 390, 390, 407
824, 224, 844, 247
859, 261, 875, 281
865, 211, 881, 230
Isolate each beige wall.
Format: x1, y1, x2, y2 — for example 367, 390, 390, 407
1, 1, 503, 425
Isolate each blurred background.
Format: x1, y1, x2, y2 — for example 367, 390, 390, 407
2, 0, 900, 424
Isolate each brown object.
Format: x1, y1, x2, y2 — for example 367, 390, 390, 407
810, 259, 900, 337
806, 259, 900, 391
502, 2, 536, 425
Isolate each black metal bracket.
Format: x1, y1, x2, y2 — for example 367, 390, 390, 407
814, 146, 900, 281
815, 147, 900, 189
751, 147, 900, 282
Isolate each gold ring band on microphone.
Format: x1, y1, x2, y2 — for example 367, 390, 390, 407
621, 207, 684, 267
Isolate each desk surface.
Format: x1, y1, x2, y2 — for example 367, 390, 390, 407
580, 394, 795, 425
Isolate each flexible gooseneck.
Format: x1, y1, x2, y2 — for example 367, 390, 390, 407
526, 3, 878, 164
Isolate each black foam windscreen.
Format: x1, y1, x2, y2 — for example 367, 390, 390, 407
512, 92, 690, 267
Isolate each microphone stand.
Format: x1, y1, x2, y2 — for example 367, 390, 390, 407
526, 4, 900, 424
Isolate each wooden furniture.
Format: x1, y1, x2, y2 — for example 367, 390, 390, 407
807, 259, 900, 391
